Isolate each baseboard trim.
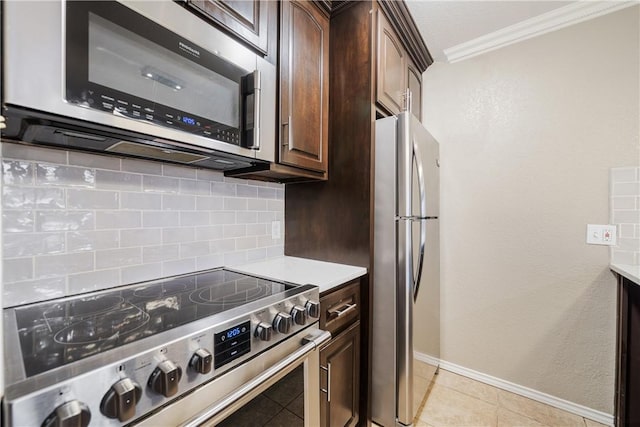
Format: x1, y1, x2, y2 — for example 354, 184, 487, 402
414, 352, 614, 426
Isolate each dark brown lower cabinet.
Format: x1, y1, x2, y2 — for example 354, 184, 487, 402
320, 321, 360, 427
617, 276, 640, 426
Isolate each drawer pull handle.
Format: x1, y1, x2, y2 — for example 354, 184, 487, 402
320, 362, 331, 402
327, 303, 357, 320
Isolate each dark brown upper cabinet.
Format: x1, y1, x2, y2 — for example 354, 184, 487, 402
376, 8, 423, 121
279, 0, 329, 177
407, 61, 422, 120
376, 10, 407, 116
187, 1, 271, 55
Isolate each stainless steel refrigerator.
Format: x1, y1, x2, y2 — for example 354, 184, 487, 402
372, 112, 440, 427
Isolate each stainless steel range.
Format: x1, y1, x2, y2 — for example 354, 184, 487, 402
2, 268, 329, 426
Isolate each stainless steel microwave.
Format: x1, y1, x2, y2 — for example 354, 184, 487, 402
2, 0, 276, 170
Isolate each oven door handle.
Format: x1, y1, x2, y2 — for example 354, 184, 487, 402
179, 329, 331, 427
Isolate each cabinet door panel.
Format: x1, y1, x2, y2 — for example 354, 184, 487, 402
408, 61, 422, 121
189, 0, 269, 54
376, 10, 406, 115
320, 321, 360, 427
280, 0, 329, 173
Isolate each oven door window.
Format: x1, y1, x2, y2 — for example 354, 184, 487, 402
216, 366, 305, 427
65, 2, 248, 146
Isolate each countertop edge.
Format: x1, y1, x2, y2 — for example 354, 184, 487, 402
610, 263, 640, 284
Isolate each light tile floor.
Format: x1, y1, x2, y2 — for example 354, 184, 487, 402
412, 364, 610, 427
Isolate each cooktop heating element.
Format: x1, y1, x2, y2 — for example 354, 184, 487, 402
3, 268, 320, 427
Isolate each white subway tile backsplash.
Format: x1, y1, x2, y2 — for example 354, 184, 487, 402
237, 184, 258, 198
4, 277, 66, 307
35, 252, 93, 278
68, 269, 120, 294
67, 189, 119, 209
236, 211, 257, 224
3, 210, 34, 233
163, 227, 195, 244
162, 194, 196, 211
223, 224, 246, 238
211, 182, 236, 196
180, 179, 210, 195
224, 198, 247, 211
122, 158, 162, 175
143, 175, 179, 193
180, 211, 210, 226
3, 186, 66, 209
67, 230, 120, 252
258, 187, 277, 199
120, 229, 162, 247
143, 244, 180, 263
3, 142, 67, 164
96, 170, 142, 191
196, 169, 224, 182
611, 167, 640, 265
3, 160, 33, 185
121, 192, 161, 210
613, 196, 637, 210
4, 233, 65, 258
196, 196, 224, 211
2, 145, 284, 306
96, 211, 141, 229
121, 263, 162, 284
611, 167, 638, 183
163, 258, 196, 276
36, 164, 95, 188
613, 182, 640, 196
96, 248, 142, 269
68, 151, 121, 171
4, 258, 34, 282
36, 211, 94, 232
236, 236, 257, 250
196, 225, 224, 240
180, 241, 211, 258
163, 164, 196, 179
196, 254, 225, 270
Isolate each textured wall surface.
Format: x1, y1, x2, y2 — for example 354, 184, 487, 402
610, 167, 640, 264
422, 6, 639, 414
1, 142, 284, 307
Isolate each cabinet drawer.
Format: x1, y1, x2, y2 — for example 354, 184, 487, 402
320, 280, 360, 336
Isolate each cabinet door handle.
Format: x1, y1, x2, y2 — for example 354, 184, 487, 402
320, 362, 331, 402
282, 116, 292, 147
327, 303, 357, 320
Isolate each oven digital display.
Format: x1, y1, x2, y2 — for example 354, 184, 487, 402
214, 321, 251, 369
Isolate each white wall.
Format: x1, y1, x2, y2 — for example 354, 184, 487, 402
422, 6, 639, 414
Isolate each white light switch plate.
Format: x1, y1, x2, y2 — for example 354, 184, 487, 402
586, 224, 617, 246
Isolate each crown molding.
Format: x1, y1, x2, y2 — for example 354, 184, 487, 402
444, 1, 639, 63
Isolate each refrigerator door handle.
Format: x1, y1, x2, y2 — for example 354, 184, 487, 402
413, 141, 427, 302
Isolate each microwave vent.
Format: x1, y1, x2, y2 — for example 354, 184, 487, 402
106, 141, 208, 163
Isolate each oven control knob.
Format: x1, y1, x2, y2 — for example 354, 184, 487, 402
100, 378, 142, 422
148, 360, 183, 397
41, 400, 91, 427
189, 348, 213, 374
290, 305, 308, 325
305, 300, 321, 319
273, 312, 292, 334
255, 322, 273, 341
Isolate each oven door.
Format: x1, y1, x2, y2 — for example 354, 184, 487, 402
133, 328, 330, 427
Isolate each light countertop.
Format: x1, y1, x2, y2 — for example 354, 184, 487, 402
610, 263, 640, 284
229, 256, 367, 294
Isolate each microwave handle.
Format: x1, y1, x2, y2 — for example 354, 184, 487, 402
243, 70, 261, 150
